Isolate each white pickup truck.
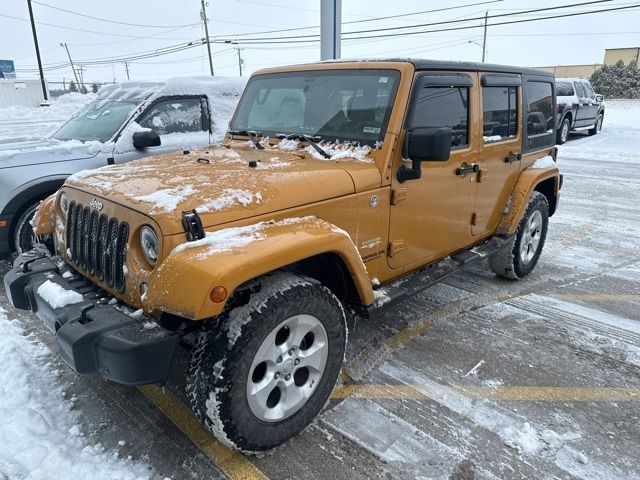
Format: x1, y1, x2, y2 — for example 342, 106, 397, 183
0, 76, 245, 256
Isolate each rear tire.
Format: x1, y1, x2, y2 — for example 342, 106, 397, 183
489, 192, 549, 280
186, 271, 346, 452
556, 117, 570, 145
588, 114, 603, 136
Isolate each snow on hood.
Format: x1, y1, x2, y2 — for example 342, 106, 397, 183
64, 144, 376, 235
0, 138, 108, 169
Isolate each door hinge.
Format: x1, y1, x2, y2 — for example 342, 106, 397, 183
471, 213, 483, 226
388, 240, 405, 257
391, 188, 407, 205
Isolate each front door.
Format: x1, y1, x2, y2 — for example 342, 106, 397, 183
388, 72, 479, 270
113, 96, 211, 164
472, 80, 522, 235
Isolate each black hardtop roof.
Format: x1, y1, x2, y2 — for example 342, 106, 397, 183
325, 58, 553, 78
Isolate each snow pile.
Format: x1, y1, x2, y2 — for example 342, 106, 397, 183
196, 188, 262, 213
172, 216, 332, 260
0, 308, 151, 479
303, 142, 372, 161
530, 155, 556, 169
37, 280, 84, 309
133, 185, 195, 213
483, 135, 503, 142
372, 288, 391, 307
0, 92, 96, 124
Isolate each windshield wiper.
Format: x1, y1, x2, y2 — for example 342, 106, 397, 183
276, 133, 331, 159
228, 129, 265, 150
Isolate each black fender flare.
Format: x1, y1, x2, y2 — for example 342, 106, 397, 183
2, 176, 68, 216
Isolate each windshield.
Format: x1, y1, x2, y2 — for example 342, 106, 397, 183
52, 100, 140, 142
230, 69, 400, 145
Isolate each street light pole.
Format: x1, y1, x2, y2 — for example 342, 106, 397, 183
482, 11, 488, 63
26, 0, 49, 103
200, 0, 214, 76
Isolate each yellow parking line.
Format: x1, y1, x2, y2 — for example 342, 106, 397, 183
550, 294, 640, 302
139, 385, 268, 480
331, 383, 640, 402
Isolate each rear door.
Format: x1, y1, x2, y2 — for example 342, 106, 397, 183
472, 74, 522, 236
582, 82, 599, 121
387, 72, 478, 270
573, 81, 592, 125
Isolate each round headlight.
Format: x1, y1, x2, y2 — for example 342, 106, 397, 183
140, 226, 159, 266
59, 192, 68, 219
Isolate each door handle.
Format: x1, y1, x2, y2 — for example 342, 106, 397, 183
456, 163, 479, 175
505, 152, 522, 163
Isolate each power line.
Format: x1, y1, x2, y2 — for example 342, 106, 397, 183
216, 0, 505, 38
223, 0, 612, 42
221, 3, 639, 44
31, 1, 195, 28
0, 12, 200, 39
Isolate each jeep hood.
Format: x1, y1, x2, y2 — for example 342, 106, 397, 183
64, 145, 380, 235
0, 137, 105, 169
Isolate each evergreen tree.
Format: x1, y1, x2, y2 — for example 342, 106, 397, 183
68, 80, 78, 93
91, 83, 100, 94
590, 60, 640, 99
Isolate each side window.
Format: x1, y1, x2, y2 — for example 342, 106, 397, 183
584, 82, 596, 99
409, 86, 469, 148
574, 81, 587, 98
138, 97, 204, 135
525, 81, 554, 136
482, 86, 518, 142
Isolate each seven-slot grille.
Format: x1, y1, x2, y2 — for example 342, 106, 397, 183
65, 200, 129, 293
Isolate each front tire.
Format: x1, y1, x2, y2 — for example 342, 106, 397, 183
13, 201, 40, 254
489, 192, 549, 280
187, 272, 346, 452
557, 117, 570, 144
588, 114, 603, 136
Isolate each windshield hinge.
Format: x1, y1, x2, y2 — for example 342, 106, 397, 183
181, 210, 205, 241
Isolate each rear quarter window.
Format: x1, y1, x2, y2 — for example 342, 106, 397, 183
556, 81, 574, 97
523, 79, 555, 152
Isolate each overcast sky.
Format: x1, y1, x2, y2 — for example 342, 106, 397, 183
2, 0, 639, 85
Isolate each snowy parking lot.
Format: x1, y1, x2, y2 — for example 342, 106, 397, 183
1, 98, 639, 479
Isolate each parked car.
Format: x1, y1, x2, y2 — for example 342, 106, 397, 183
5, 59, 561, 452
0, 76, 245, 257
555, 77, 605, 144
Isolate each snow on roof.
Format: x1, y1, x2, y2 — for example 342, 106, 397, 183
96, 76, 246, 105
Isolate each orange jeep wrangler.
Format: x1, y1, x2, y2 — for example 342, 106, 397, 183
4, 59, 561, 452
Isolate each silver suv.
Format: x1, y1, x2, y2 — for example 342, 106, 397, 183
0, 77, 244, 256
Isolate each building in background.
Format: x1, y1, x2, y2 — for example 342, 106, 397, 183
536, 47, 640, 79
604, 47, 640, 66
0, 79, 50, 108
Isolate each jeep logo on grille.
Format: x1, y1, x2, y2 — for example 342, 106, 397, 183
90, 198, 103, 211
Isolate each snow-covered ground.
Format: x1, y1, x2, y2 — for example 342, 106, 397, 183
0, 99, 638, 479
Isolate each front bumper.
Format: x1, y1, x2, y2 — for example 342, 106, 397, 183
3, 246, 179, 386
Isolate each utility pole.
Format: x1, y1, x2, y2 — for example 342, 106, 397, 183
481, 11, 488, 63
124, 61, 130, 80
60, 43, 83, 92
200, 0, 214, 76
320, 0, 341, 60
234, 47, 244, 76
27, 0, 49, 103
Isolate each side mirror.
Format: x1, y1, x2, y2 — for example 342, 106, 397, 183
133, 130, 161, 149
397, 127, 453, 183
595, 94, 604, 103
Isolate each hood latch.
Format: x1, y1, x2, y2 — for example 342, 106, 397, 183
181, 210, 205, 241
